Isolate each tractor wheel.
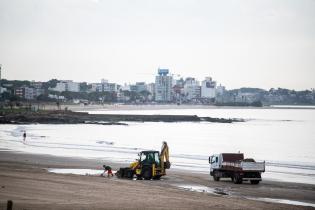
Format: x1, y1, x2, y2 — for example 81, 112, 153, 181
117, 168, 125, 178
126, 169, 134, 179
153, 175, 161, 180
142, 168, 152, 180
136, 175, 142, 180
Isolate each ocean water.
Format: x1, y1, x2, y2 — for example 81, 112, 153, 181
0, 108, 315, 185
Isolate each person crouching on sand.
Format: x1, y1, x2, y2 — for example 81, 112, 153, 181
102, 165, 114, 177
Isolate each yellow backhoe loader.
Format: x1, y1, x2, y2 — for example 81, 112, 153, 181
117, 141, 170, 180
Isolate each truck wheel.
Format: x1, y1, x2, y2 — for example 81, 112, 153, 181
142, 168, 152, 180
250, 180, 260, 185
213, 171, 220, 181
233, 174, 242, 184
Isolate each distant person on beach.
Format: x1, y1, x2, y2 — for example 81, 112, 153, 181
102, 165, 114, 177
23, 131, 26, 143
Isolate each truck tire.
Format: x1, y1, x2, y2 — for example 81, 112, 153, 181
213, 171, 220, 181
250, 180, 260, 185
233, 174, 243, 184
142, 167, 152, 180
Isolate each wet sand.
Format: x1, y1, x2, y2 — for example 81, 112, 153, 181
0, 151, 314, 209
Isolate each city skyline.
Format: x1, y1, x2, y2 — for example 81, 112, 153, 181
1, 0, 314, 90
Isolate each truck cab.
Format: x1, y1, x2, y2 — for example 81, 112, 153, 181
209, 154, 221, 173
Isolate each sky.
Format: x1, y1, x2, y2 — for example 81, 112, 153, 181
0, 0, 314, 90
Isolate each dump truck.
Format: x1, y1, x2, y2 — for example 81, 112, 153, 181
117, 141, 170, 180
209, 153, 265, 184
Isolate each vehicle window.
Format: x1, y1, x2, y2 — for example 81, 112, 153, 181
148, 153, 154, 161
154, 152, 160, 165
216, 157, 218, 163
140, 153, 147, 162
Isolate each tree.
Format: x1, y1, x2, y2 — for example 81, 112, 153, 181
80, 82, 89, 92
42, 79, 58, 90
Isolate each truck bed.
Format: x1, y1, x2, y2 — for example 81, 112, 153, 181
221, 161, 265, 172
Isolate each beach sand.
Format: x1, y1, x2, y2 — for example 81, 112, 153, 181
0, 151, 314, 210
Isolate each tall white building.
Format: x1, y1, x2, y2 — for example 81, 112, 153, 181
52, 82, 66, 92
201, 77, 216, 98
51, 80, 80, 92
90, 83, 102, 92
147, 83, 155, 95
155, 68, 172, 102
66, 81, 80, 92
184, 78, 201, 100
216, 84, 226, 96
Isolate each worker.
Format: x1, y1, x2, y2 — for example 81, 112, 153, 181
23, 131, 26, 143
102, 165, 114, 177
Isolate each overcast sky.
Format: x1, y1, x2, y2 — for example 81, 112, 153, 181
0, 0, 314, 90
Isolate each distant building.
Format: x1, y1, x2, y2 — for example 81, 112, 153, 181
24, 87, 36, 100
155, 68, 172, 102
67, 81, 80, 92
147, 83, 155, 95
88, 79, 118, 93
201, 77, 216, 99
51, 80, 80, 92
135, 82, 147, 93
15, 88, 24, 98
109, 83, 119, 92
90, 83, 103, 92
0, 87, 7, 94
183, 77, 201, 100
216, 84, 226, 96
52, 82, 66, 92
30, 81, 43, 89
120, 83, 131, 92
14, 86, 44, 100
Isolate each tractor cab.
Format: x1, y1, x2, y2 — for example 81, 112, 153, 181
139, 151, 160, 166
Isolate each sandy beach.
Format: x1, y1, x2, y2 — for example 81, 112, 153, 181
0, 151, 314, 210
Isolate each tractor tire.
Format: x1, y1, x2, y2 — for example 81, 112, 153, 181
213, 171, 220, 181
153, 175, 161, 180
142, 168, 152, 180
136, 175, 142, 180
126, 169, 134, 179
117, 168, 125, 178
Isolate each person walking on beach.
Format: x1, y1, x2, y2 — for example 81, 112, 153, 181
23, 131, 26, 143
102, 165, 114, 177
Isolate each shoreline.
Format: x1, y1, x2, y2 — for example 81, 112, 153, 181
24, 103, 315, 112
1, 150, 315, 209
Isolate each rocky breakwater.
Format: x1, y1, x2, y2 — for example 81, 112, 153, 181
0, 110, 244, 124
